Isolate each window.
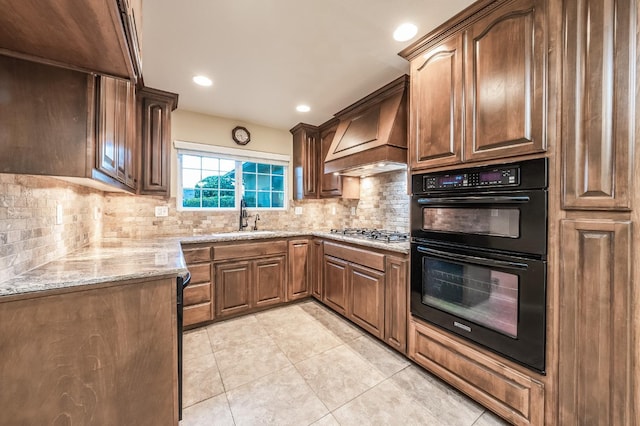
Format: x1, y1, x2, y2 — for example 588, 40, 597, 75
176, 142, 288, 211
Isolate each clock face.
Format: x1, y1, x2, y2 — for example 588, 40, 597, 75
232, 126, 250, 145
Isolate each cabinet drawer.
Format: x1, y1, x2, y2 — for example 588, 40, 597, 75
409, 318, 544, 425
323, 242, 385, 271
213, 241, 287, 261
188, 263, 211, 284
184, 282, 211, 306
183, 246, 212, 263
184, 302, 213, 327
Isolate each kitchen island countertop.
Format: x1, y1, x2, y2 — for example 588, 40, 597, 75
0, 231, 409, 297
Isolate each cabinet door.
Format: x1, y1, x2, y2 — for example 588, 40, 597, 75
348, 263, 385, 338
384, 256, 408, 353
215, 260, 251, 318
115, 79, 128, 182
288, 240, 310, 301
311, 240, 324, 299
464, 0, 546, 161
138, 87, 177, 196
291, 124, 319, 199
124, 83, 137, 189
97, 76, 118, 177
558, 220, 632, 424
561, 0, 634, 210
253, 255, 286, 308
319, 123, 342, 197
322, 255, 349, 315
409, 33, 463, 169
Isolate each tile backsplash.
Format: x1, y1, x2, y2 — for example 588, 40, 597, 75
1, 170, 409, 280
0, 174, 104, 281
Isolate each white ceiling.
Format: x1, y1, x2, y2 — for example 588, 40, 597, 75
142, 0, 475, 130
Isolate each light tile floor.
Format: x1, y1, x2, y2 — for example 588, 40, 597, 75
181, 300, 510, 426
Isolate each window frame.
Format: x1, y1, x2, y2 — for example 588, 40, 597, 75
175, 141, 290, 212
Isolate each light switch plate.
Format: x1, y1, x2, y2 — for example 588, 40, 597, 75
155, 206, 169, 217
294, 207, 303, 215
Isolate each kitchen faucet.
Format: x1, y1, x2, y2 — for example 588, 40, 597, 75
253, 214, 260, 231
239, 198, 248, 231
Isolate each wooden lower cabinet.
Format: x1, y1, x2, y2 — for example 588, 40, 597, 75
321, 242, 408, 351
322, 255, 349, 315
310, 239, 324, 299
0, 277, 178, 425
214, 240, 287, 319
254, 255, 286, 308
384, 256, 408, 352
288, 239, 311, 301
409, 318, 544, 426
215, 260, 252, 318
182, 245, 214, 327
349, 263, 385, 338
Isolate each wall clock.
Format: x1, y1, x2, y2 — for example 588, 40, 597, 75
232, 126, 251, 145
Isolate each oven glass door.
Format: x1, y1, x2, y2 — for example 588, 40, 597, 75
411, 241, 546, 373
411, 190, 547, 256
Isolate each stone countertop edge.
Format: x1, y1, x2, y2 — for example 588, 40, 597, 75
1, 231, 409, 297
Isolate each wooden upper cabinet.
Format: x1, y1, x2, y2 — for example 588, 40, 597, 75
562, 0, 635, 211
290, 123, 320, 200
96, 76, 137, 190
138, 87, 178, 196
319, 121, 343, 197
409, 33, 463, 169
464, 0, 547, 162
402, 0, 548, 169
0, 0, 140, 80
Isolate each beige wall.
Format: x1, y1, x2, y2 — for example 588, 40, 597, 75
170, 110, 293, 198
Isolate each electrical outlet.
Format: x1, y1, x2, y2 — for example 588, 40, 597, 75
331, 206, 337, 215
93, 206, 101, 220
155, 206, 169, 217
294, 207, 303, 215
56, 204, 63, 225
351, 207, 356, 215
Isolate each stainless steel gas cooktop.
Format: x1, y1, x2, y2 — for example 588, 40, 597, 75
329, 228, 409, 243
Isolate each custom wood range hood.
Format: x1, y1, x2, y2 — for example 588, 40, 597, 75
324, 75, 409, 177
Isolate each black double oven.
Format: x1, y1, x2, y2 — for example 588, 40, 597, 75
411, 158, 547, 373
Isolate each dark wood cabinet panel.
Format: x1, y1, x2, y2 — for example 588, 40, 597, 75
290, 123, 320, 199
384, 256, 408, 353
349, 263, 385, 338
323, 255, 349, 315
464, 0, 547, 161
319, 122, 343, 197
311, 239, 324, 299
561, 0, 634, 210
288, 239, 311, 301
0, 278, 178, 424
215, 260, 252, 318
182, 245, 214, 327
138, 87, 178, 196
0, 55, 93, 178
409, 33, 463, 169
558, 219, 632, 424
254, 256, 286, 308
96, 76, 136, 190
0, 0, 136, 79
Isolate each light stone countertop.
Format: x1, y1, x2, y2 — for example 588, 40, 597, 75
0, 231, 409, 297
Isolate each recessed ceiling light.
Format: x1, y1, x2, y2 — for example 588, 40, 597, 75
296, 105, 311, 112
393, 23, 418, 42
193, 75, 213, 87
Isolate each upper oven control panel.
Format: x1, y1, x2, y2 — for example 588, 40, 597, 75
412, 158, 548, 194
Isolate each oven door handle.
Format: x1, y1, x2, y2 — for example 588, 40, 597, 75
416, 246, 528, 270
416, 196, 530, 205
